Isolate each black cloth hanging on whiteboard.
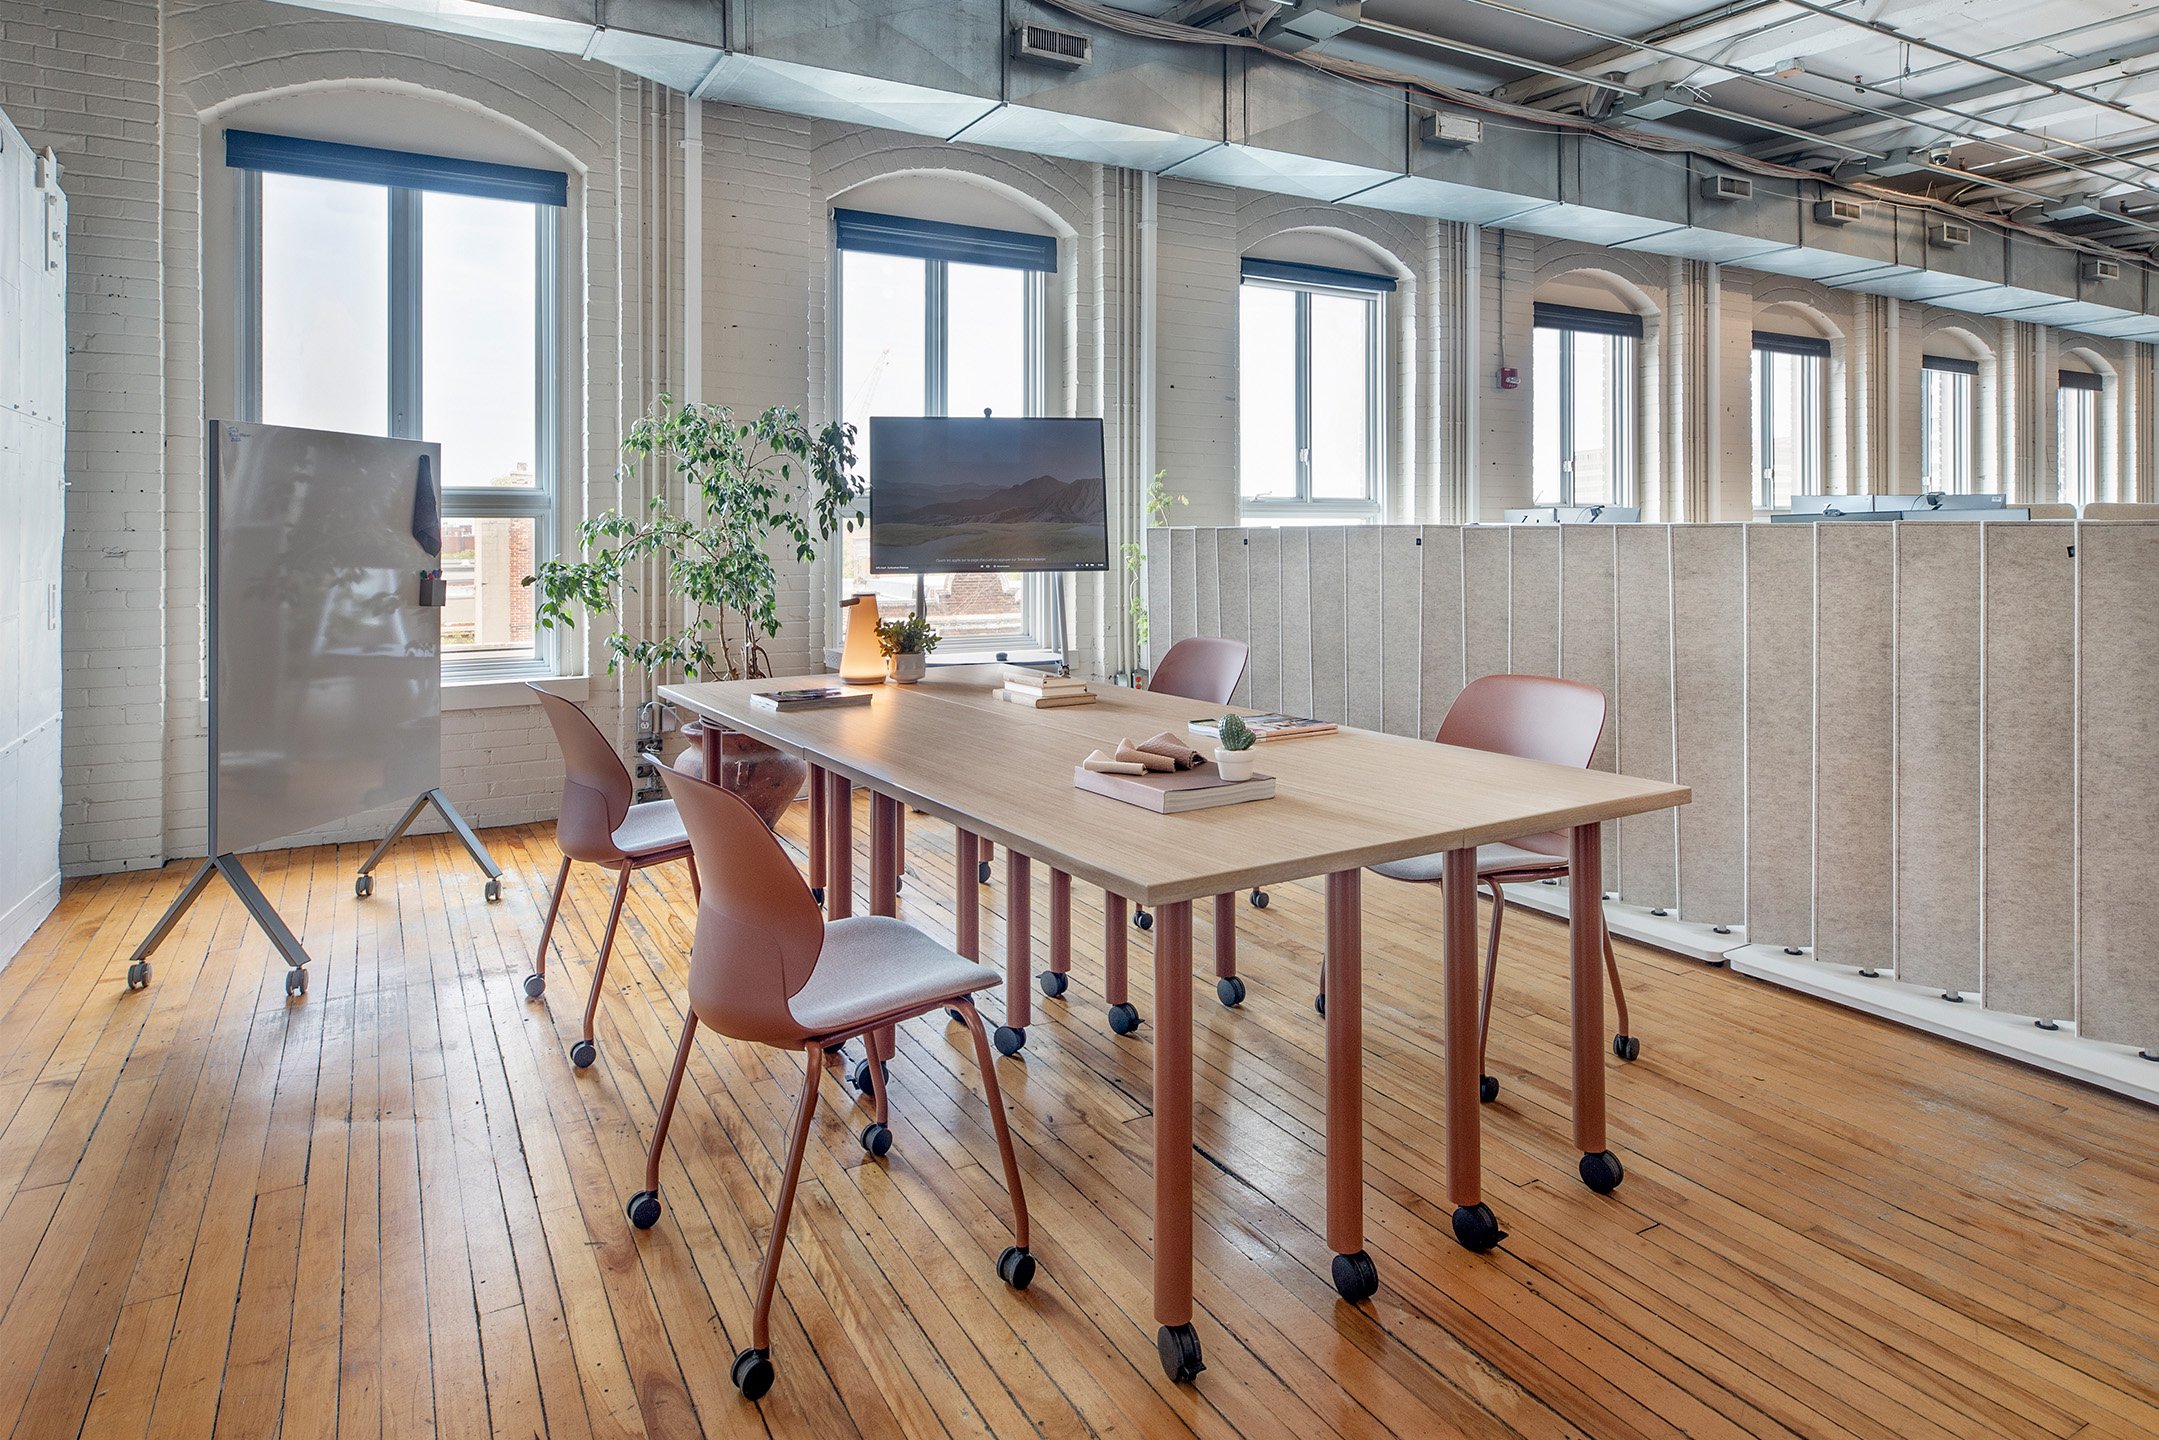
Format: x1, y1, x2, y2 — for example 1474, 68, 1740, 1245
411, 454, 441, 556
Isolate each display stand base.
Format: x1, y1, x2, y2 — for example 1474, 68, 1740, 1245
355, 787, 504, 902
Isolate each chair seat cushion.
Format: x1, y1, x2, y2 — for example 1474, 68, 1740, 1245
1368, 842, 1563, 884
611, 799, 690, 858
788, 916, 1001, 1036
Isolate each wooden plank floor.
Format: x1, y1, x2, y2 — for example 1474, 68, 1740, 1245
3, 800, 2158, 1439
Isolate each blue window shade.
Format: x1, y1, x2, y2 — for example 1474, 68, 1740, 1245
1753, 330, 1831, 359
1534, 302, 1643, 339
833, 208, 1056, 272
1923, 353, 1980, 377
225, 129, 568, 208
1240, 257, 1396, 293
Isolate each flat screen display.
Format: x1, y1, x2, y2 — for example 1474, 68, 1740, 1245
868, 417, 1109, 574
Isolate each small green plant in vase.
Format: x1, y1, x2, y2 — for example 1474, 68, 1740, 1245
876, 613, 941, 684
1214, 713, 1258, 781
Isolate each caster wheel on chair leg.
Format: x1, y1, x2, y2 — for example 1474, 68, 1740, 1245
1314, 992, 1326, 1017
1132, 909, 1154, 932
1613, 1034, 1641, 1062
126, 961, 151, 991
978, 860, 993, 885
1479, 1074, 1499, 1104
1331, 1250, 1379, 1303
569, 1038, 596, 1070
993, 1025, 1026, 1057
1579, 1150, 1625, 1195
484, 878, 503, 903
731, 1348, 775, 1401
849, 1058, 883, 1099
1216, 976, 1246, 1008
996, 1245, 1035, 1290
945, 1008, 966, 1025
1157, 1324, 1206, 1384
1451, 1203, 1505, 1252
626, 1190, 662, 1229
1249, 888, 1269, 909
1038, 970, 1068, 999
1107, 1003, 1141, 1036
522, 972, 545, 999
859, 1122, 892, 1158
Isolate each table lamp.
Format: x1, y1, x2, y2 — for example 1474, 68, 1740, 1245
837, 592, 885, 684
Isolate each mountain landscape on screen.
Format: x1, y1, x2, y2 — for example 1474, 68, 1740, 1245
869, 417, 1109, 572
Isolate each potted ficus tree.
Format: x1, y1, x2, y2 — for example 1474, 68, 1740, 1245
875, 613, 941, 684
527, 396, 863, 826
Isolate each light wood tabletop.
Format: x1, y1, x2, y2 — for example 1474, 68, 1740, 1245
660, 668, 1689, 906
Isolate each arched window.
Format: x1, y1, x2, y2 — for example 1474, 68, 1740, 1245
1532, 279, 1642, 508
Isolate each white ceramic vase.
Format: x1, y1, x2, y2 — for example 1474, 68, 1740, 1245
889, 652, 927, 684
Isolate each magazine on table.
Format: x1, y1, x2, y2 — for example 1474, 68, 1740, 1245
1188, 713, 1337, 741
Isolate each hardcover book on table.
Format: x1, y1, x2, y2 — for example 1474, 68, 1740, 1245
1072, 763, 1275, 813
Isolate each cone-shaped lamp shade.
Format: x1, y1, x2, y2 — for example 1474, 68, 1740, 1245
837, 592, 884, 684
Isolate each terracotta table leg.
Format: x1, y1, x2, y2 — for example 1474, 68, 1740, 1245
994, 851, 1031, 1056
699, 723, 721, 780
1103, 895, 1139, 1035
824, 770, 853, 920
1571, 822, 1624, 1197
1043, 869, 1072, 1000
1152, 899, 1202, 1382
1444, 846, 1503, 1250
955, 830, 981, 961
1324, 870, 1377, 1301
1213, 892, 1243, 1008
807, 763, 827, 905
867, 792, 902, 1080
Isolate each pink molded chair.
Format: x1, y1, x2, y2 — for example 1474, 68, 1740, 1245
633, 761, 1036, 1401
1347, 674, 1636, 1102
527, 685, 698, 1070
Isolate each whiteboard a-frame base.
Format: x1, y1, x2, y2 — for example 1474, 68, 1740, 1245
354, 786, 504, 901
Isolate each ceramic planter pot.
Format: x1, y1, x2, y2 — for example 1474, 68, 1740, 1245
1214, 746, 1257, 782
888, 652, 927, 684
678, 722, 807, 830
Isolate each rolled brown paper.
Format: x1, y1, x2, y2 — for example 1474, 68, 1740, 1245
1115, 739, 1178, 772
1137, 731, 1205, 770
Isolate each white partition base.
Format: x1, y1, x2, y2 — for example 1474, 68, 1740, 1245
1504, 880, 1742, 965
0, 875, 60, 974
1727, 946, 2159, 1107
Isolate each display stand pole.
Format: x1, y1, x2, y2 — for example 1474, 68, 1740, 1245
125, 852, 313, 996
354, 787, 504, 901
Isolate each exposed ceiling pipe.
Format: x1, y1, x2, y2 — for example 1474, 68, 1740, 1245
1354, 17, 1641, 99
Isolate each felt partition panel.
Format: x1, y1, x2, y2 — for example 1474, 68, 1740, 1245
1279, 528, 1315, 717
1614, 526, 1678, 909
1894, 523, 1983, 995
1811, 523, 1895, 970
1344, 527, 1385, 732
1194, 527, 1221, 641
1308, 527, 1350, 725
1146, 528, 1172, 670
1983, 523, 2076, 1022
1246, 527, 1282, 712
1561, 526, 1621, 889
1508, 525, 1562, 679
1379, 527, 1424, 738
1670, 525, 1747, 924
1169, 528, 1199, 651
1214, 529, 1252, 707
2076, 523, 2159, 1048
1743, 523, 1816, 948
1418, 527, 1466, 734
1462, 526, 1512, 685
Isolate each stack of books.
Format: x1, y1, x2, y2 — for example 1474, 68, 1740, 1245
998, 666, 1097, 709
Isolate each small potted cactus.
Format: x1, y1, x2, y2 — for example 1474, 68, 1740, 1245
1213, 713, 1258, 781
875, 613, 941, 683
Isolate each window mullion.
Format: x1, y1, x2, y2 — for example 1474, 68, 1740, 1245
389, 187, 422, 440
1295, 290, 1313, 503
1558, 331, 1575, 508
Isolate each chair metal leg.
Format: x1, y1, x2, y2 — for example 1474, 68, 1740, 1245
686, 852, 701, 905
956, 999, 1031, 1254
748, 1045, 825, 1354
573, 864, 632, 1065
529, 855, 573, 989
1478, 880, 1505, 1072
865, 1027, 891, 1128
643, 1014, 699, 1196
1603, 925, 1637, 1060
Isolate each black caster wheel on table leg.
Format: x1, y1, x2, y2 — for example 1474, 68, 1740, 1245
1107, 1003, 1141, 1036
997, 1245, 1036, 1290
1216, 976, 1246, 1008
126, 961, 151, 991
355, 873, 373, 899
1451, 1203, 1505, 1252
1038, 970, 1068, 998
1132, 908, 1153, 932
626, 1190, 662, 1229
731, 1348, 775, 1401
1157, 1324, 1206, 1384
1249, 888, 1269, 909
859, 1121, 892, 1157
284, 968, 307, 999
993, 1025, 1026, 1057
1579, 1150, 1625, 1195
1479, 1074, 1499, 1104
1314, 992, 1325, 1017
1613, 1034, 1641, 1062
522, 972, 545, 999
569, 1038, 597, 1070
484, 877, 502, 903
849, 1058, 885, 1099
978, 860, 993, 885
1331, 1250, 1379, 1302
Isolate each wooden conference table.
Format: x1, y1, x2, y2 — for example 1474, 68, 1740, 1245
662, 667, 1689, 1382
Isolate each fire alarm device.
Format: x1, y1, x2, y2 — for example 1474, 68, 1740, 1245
1497, 366, 1520, 390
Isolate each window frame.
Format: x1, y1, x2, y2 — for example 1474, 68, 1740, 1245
2057, 368, 2103, 507
1751, 331, 1829, 511
233, 151, 564, 684
1533, 303, 1640, 509
1919, 354, 1978, 495
832, 222, 1056, 654
1237, 263, 1387, 525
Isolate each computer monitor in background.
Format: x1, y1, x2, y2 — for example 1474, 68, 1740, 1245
868, 417, 1109, 575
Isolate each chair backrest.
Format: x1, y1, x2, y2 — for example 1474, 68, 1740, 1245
529, 685, 636, 863
1435, 674, 1607, 858
658, 760, 827, 1047
1147, 636, 1249, 706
